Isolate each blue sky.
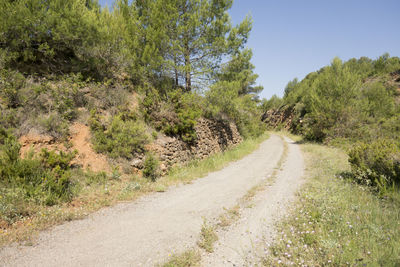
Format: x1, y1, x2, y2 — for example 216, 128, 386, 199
99, 0, 400, 99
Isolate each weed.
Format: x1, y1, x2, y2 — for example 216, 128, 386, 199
163, 249, 201, 267
198, 220, 218, 253
218, 205, 240, 227
262, 142, 400, 266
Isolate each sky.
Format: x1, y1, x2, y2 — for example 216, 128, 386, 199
98, 0, 400, 99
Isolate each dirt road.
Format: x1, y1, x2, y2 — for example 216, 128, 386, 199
0, 135, 303, 266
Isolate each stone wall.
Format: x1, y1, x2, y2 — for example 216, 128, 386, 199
262, 106, 296, 131
146, 118, 242, 172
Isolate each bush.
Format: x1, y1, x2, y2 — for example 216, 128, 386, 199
206, 81, 264, 138
0, 129, 76, 213
0, 69, 26, 108
90, 111, 149, 159
38, 112, 70, 139
348, 139, 400, 187
142, 88, 203, 143
0, 71, 89, 139
142, 152, 160, 182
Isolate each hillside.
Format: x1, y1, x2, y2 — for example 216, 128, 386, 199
262, 55, 400, 189
0, 0, 265, 238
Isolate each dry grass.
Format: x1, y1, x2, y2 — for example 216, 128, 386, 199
162, 249, 201, 267
0, 133, 269, 248
197, 220, 219, 253
262, 141, 400, 266
218, 205, 240, 228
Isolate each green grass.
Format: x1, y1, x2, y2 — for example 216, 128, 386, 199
263, 142, 400, 266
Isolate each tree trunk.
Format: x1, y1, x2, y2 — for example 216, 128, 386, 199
184, 42, 191, 92
173, 54, 179, 87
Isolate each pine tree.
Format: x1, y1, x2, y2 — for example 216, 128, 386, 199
218, 48, 263, 96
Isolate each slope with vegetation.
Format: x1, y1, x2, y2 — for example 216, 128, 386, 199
0, 0, 265, 240
262, 54, 400, 189
261, 56, 400, 265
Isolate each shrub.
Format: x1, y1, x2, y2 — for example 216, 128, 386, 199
348, 139, 400, 187
206, 81, 264, 138
37, 112, 70, 139
0, 129, 76, 213
90, 111, 149, 159
0, 69, 26, 108
142, 152, 160, 182
142, 88, 203, 143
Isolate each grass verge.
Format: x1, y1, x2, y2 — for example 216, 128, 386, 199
0, 133, 269, 248
262, 141, 400, 266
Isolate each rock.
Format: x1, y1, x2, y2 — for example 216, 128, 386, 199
130, 158, 143, 168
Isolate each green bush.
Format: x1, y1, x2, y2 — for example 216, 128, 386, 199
278, 55, 400, 143
90, 111, 149, 159
142, 152, 160, 182
0, 69, 26, 108
0, 129, 76, 212
142, 88, 203, 143
348, 139, 400, 187
206, 81, 264, 138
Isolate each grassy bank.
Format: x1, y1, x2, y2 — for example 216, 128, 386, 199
0, 133, 269, 247
263, 140, 400, 266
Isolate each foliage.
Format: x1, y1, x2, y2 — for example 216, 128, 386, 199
142, 88, 203, 143
348, 140, 400, 187
0, 71, 89, 138
130, 0, 252, 91
263, 143, 400, 266
142, 152, 160, 182
263, 55, 400, 191
0, 129, 76, 224
280, 55, 400, 142
206, 81, 264, 138
90, 111, 149, 159
260, 94, 283, 112
218, 48, 263, 95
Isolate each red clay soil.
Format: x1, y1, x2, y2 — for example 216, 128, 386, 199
18, 123, 110, 173
69, 123, 110, 173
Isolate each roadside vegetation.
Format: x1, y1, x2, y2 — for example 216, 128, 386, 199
261, 55, 400, 265
263, 55, 400, 194
0, 133, 268, 247
263, 141, 400, 266
0, 0, 266, 243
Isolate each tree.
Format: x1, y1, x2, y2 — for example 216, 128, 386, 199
133, 0, 252, 91
284, 78, 298, 98
0, 0, 105, 76
218, 48, 263, 96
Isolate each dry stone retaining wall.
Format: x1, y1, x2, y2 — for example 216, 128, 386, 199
148, 118, 242, 172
